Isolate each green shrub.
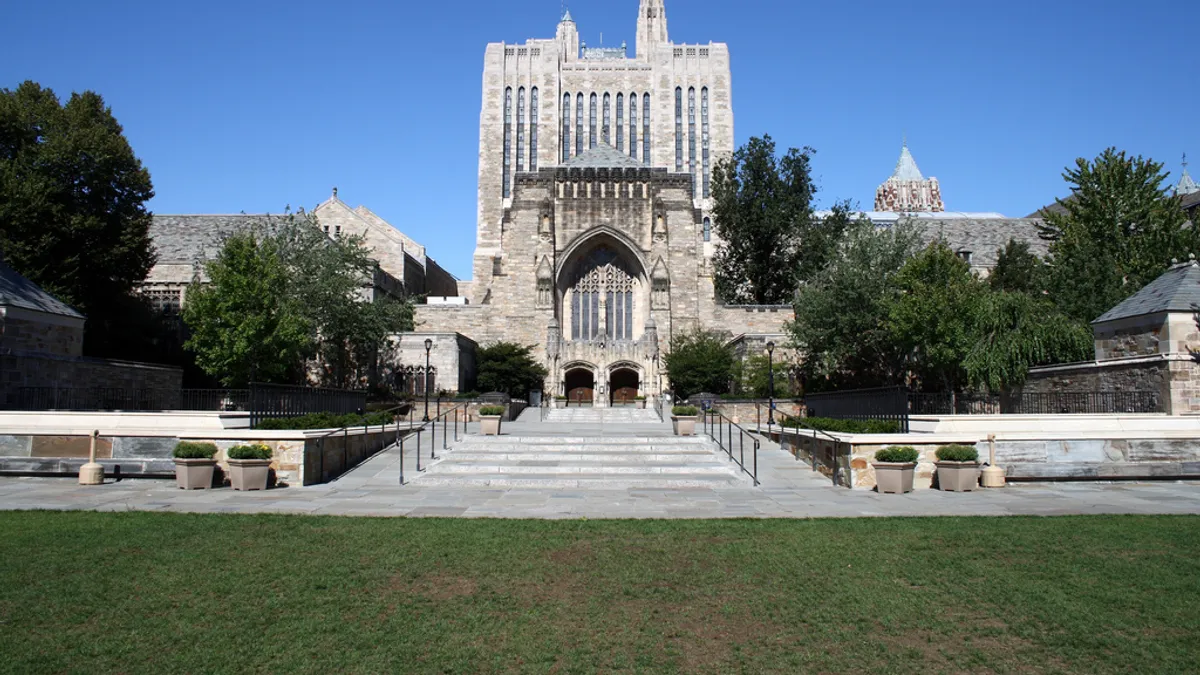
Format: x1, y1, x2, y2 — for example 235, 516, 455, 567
173, 442, 217, 459
874, 446, 919, 463
672, 405, 698, 416
456, 391, 481, 400
936, 444, 979, 462
227, 444, 272, 460
780, 416, 901, 434
256, 411, 394, 430
479, 405, 506, 416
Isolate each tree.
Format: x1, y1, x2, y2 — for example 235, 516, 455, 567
663, 328, 735, 400
711, 135, 815, 304
796, 200, 864, 284
964, 291, 1092, 393
1038, 148, 1197, 322
733, 354, 794, 399
989, 238, 1045, 295
182, 231, 311, 387
0, 81, 156, 356
788, 219, 920, 390
887, 242, 986, 393
475, 342, 547, 395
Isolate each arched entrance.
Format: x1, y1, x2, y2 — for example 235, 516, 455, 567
564, 367, 595, 406
609, 368, 640, 406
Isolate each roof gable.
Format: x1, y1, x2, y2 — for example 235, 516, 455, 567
562, 143, 644, 169
1094, 260, 1200, 324
0, 260, 84, 319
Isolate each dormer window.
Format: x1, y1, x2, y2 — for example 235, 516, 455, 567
957, 250, 973, 264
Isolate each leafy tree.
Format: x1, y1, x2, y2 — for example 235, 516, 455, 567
964, 291, 1092, 393
711, 135, 815, 304
182, 231, 310, 387
796, 200, 865, 284
1038, 148, 1197, 322
0, 81, 156, 356
475, 342, 547, 395
888, 242, 986, 393
663, 328, 736, 400
788, 219, 920, 390
733, 353, 794, 399
989, 238, 1045, 295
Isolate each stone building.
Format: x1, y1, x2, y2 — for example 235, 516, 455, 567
874, 142, 944, 213
412, 1, 793, 404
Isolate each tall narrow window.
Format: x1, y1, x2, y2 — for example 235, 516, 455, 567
674, 87, 683, 172
576, 93, 584, 156
562, 93, 571, 162
629, 93, 638, 160
701, 87, 710, 198
688, 87, 696, 196
606, 291, 614, 339
602, 93, 611, 145
571, 291, 580, 340
530, 87, 539, 170
616, 94, 624, 152
643, 94, 651, 165
589, 93, 598, 149
703, 217, 711, 242
503, 87, 512, 197
516, 87, 525, 173
625, 292, 632, 340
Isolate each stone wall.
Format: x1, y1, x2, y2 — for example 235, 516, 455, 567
1021, 358, 1171, 412
709, 400, 804, 427
0, 308, 84, 358
1093, 315, 1166, 360
395, 333, 479, 394
0, 353, 183, 409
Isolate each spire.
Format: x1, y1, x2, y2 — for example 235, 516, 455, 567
636, 0, 668, 60
891, 141, 925, 182
1177, 152, 1200, 196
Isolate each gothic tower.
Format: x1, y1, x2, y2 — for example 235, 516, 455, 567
874, 141, 945, 213
556, 9, 579, 62
636, 0, 668, 59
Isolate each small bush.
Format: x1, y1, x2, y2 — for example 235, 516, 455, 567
672, 405, 698, 416
875, 446, 919, 463
781, 416, 901, 434
936, 444, 979, 462
456, 391, 481, 400
479, 405, 506, 416
227, 444, 272, 461
256, 411, 394, 430
173, 442, 217, 459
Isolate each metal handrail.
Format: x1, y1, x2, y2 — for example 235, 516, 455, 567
312, 405, 410, 485
756, 403, 848, 488
398, 403, 467, 485
652, 393, 664, 422
702, 409, 759, 486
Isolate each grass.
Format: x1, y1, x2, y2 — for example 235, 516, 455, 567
1, 513, 1198, 674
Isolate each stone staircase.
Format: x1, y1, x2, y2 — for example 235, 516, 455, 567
541, 407, 662, 424
411, 435, 747, 488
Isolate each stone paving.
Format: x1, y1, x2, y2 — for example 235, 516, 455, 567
1, 410, 1198, 519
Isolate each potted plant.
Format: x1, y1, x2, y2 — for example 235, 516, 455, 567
935, 444, 980, 492
872, 446, 919, 494
671, 405, 699, 436
173, 441, 218, 490
479, 405, 505, 435
227, 443, 273, 491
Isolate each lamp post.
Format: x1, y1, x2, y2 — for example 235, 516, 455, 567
766, 341, 776, 427
423, 338, 433, 422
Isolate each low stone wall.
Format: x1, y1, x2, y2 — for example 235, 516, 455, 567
0, 352, 183, 408
1020, 356, 1200, 415
711, 400, 804, 426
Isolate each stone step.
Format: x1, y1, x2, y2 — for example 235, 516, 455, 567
455, 435, 707, 445
426, 463, 735, 475
411, 473, 744, 488
444, 451, 721, 461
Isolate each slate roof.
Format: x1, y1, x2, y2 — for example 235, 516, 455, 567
905, 217, 1050, 269
0, 260, 84, 318
149, 214, 313, 264
1094, 259, 1200, 324
562, 143, 645, 169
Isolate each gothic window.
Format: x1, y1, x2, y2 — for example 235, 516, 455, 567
602, 93, 611, 145
589, 93, 598, 149
399, 366, 437, 397
516, 87, 525, 173
503, 87, 512, 197
703, 217, 711, 242
144, 288, 182, 315
674, 88, 683, 172
616, 94, 624, 152
530, 87, 539, 170
701, 87, 710, 198
629, 93, 638, 160
688, 87, 696, 196
643, 94, 651, 165
576, 93, 584, 156
562, 93, 571, 162
569, 247, 636, 342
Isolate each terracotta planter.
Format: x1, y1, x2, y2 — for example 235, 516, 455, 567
936, 461, 980, 492
671, 416, 697, 436
173, 458, 216, 490
228, 458, 272, 491
480, 415, 502, 436
873, 461, 916, 494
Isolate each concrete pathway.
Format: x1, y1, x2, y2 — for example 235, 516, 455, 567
1, 411, 1198, 519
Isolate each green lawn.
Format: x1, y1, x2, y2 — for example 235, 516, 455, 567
1, 513, 1197, 674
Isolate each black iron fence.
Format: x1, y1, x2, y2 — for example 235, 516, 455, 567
249, 383, 366, 427
803, 386, 910, 433
908, 390, 1164, 415
11, 387, 248, 412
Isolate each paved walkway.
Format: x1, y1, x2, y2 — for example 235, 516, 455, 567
1, 411, 1198, 518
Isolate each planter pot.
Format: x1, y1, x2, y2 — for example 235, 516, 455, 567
228, 458, 272, 491
671, 416, 697, 436
480, 415, 502, 436
173, 458, 216, 490
872, 461, 916, 494
936, 461, 980, 492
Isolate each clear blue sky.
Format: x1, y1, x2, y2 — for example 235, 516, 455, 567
3, 0, 1196, 279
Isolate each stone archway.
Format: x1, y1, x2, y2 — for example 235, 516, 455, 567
609, 368, 640, 406
564, 367, 595, 406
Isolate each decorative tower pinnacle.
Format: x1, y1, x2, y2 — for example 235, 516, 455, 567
556, 7, 579, 61
636, 0, 668, 60
1176, 152, 1199, 196
874, 141, 945, 213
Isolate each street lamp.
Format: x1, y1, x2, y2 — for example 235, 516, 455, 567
423, 338, 433, 422
766, 341, 776, 428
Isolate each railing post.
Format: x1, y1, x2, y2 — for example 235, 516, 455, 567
416, 430, 423, 472
399, 429, 405, 485
753, 440, 759, 486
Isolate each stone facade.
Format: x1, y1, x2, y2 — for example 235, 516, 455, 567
874, 143, 944, 213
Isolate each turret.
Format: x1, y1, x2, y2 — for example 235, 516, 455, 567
556, 9, 579, 61
636, 0, 668, 60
